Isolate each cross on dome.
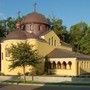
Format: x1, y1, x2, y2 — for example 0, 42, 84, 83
33, 2, 37, 12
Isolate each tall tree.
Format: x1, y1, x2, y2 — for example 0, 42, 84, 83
6, 17, 16, 32
50, 18, 63, 37
8, 42, 42, 82
50, 18, 69, 42
0, 20, 6, 41
0, 17, 17, 36
79, 28, 90, 55
70, 22, 88, 51
44, 55, 49, 74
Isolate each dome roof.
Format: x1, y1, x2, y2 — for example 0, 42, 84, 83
21, 12, 49, 25
6, 30, 27, 40
6, 30, 40, 40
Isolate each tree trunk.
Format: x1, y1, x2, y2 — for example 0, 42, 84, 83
32, 75, 34, 81
23, 66, 26, 83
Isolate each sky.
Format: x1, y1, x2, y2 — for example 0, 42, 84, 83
0, 0, 90, 28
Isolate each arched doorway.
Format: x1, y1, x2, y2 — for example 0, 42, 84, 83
68, 61, 72, 69
53, 61, 56, 69
62, 61, 67, 69
57, 61, 61, 69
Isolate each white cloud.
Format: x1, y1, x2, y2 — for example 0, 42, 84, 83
0, 12, 7, 19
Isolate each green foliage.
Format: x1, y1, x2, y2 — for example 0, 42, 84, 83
0, 20, 6, 41
0, 16, 22, 34
0, 72, 5, 76
9, 42, 41, 69
70, 22, 88, 52
50, 18, 63, 36
44, 55, 49, 74
0, 17, 16, 41
79, 29, 90, 54
8, 42, 42, 81
6, 17, 16, 32
50, 17, 70, 43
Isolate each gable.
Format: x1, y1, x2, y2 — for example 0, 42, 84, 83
41, 30, 61, 47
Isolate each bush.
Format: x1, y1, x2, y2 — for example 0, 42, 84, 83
0, 72, 5, 76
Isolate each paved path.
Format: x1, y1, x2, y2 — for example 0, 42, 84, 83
0, 85, 90, 90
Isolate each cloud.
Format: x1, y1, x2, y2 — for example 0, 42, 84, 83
0, 12, 7, 19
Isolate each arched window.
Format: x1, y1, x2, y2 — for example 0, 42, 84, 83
87, 62, 89, 68
30, 25, 31, 30
81, 61, 83, 68
1, 52, 3, 60
53, 61, 56, 69
68, 61, 72, 69
49, 38, 50, 45
31, 24, 34, 30
84, 62, 86, 68
52, 37, 53, 45
89, 63, 90, 68
54, 40, 56, 46
57, 61, 61, 69
5, 48, 10, 57
38, 24, 41, 31
46, 25, 49, 30
62, 61, 67, 69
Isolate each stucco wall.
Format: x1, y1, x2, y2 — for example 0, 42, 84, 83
43, 30, 61, 47
49, 58, 78, 76
1, 39, 39, 75
78, 60, 90, 75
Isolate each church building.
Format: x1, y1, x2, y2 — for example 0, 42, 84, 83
0, 10, 90, 76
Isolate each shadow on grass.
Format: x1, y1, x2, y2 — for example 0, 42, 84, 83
0, 83, 8, 88
32, 83, 90, 90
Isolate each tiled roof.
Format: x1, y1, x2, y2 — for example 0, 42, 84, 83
5, 29, 46, 43
6, 30, 27, 40
48, 48, 90, 60
21, 12, 50, 25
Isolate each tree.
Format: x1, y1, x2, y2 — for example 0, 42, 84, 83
50, 17, 69, 42
8, 42, 42, 82
6, 17, 16, 32
0, 20, 6, 41
79, 28, 90, 55
70, 22, 88, 51
61, 28, 71, 43
44, 55, 49, 74
0, 17, 17, 38
50, 18, 63, 37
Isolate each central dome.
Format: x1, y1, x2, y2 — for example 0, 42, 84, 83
21, 12, 49, 25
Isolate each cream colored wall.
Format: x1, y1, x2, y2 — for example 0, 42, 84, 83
1, 39, 39, 75
78, 60, 90, 75
41, 30, 61, 47
49, 58, 78, 76
37, 41, 55, 56
1, 38, 54, 75
1, 30, 80, 76
41, 30, 72, 51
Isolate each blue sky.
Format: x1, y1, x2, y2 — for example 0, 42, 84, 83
0, 0, 90, 28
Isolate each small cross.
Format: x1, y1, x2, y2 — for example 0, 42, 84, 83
33, 2, 37, 12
